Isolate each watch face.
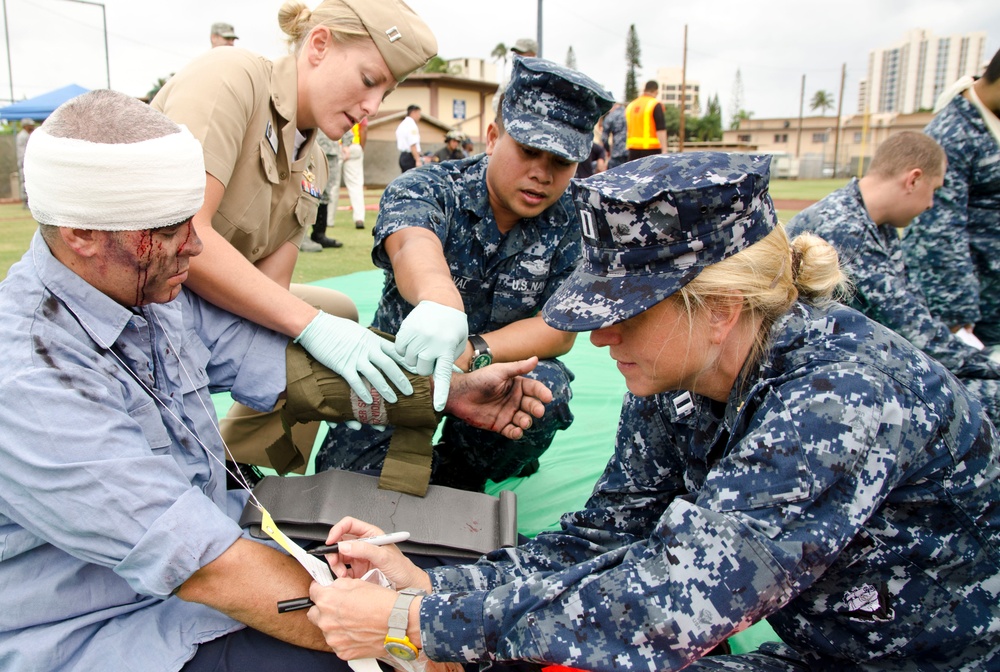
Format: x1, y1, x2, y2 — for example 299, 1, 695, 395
472, 353, 493, 370
384, 640, 419, 661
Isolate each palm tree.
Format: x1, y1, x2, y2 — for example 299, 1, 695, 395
491, 43, 508, 70
729, 109, 754, 131
810, 90, 835, 115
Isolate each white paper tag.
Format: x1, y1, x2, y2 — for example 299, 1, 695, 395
260, 508, 334, 586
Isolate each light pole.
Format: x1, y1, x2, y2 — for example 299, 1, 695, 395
536, 0, 543, 59
2, 0, 13, 102
61, 0, 110, 89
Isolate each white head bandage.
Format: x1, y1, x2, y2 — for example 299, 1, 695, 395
23, 125, 205, 231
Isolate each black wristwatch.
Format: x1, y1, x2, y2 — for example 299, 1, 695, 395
468, 334, 493, 371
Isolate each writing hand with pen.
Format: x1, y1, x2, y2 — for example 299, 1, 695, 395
276, 530, 412, 613
312, 518, 434, 659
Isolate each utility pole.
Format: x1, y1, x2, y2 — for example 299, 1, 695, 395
678, 24, 687, 153
833, 63, 845, 178
62, 0, 110, 89
2, 0, 13, 102
536, 0, 543, 59
796, 74, 805, 158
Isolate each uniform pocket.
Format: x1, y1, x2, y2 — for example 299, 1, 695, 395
787, 527, 956, 662
259, 138, 280, 184
129, 399, 171, 452
295, 191, 320, 232
178, 328, 211, 396
492, 256, 552, 322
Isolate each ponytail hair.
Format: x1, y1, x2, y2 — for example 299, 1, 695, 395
674, 225, 850, 365
277, 0, 369, 52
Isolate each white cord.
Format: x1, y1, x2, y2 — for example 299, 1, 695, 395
78, 305, 264, 511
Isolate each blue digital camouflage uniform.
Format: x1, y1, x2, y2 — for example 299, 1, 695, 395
422, 302, 1000, 671
600, 105, 629, 169
787, 178, 1000, 427
902, 93, 1000, 345
313, 153, 579, 489
412, 155, 1000, 671
315, 57, 614, 491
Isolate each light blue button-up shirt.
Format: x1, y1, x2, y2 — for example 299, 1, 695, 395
0, 232, 288, 671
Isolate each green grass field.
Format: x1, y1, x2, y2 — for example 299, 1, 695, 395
770, 178, 845, 202
0, 180, 843, 281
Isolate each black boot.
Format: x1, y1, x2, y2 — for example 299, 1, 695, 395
311, 203, 342, 248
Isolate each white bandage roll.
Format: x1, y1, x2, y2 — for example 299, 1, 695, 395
24, 125, 205, 231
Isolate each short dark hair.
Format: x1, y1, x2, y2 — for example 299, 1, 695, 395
644, 80, 658, 94
868, 131, 945, 178
984, 47, 1000, 84
44, 89, 178, 144
406, 104, 421, 115
493, 94, 506, 135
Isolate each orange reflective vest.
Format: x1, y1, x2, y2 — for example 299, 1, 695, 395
625, 95, 662, 150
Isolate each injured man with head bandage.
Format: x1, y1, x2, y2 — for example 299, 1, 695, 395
0, 90, 551, 672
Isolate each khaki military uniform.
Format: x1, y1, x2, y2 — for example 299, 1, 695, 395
153, 47, 351, 472
153, 47, 327, 256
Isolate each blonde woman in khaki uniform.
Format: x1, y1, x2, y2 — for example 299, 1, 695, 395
153, 0, 437, 473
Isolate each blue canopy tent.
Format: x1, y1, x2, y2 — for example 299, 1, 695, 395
0, 84, 89, 122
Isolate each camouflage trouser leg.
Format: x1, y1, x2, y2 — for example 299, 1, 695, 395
313, 422, 393, 474
432, 358, 574, 492
607, 155, 628, 170
685, 642, 810, 671
313, 358, 574, 489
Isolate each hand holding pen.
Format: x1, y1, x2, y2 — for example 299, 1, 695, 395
277, 531, 411, 613
305, 531, 410, 556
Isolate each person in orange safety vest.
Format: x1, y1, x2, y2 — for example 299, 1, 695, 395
625, 79, 667, 161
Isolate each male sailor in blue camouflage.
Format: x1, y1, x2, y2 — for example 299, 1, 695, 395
600, 102, 629, 169
902, 48, 1000, 346
314, 57, 614, 491
305, 153, 1000, 672
787, 131, 1000, 427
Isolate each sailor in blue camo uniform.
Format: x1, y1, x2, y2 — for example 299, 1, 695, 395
600, 102, 629, 169
902, 48, 1000, 347
306, 153, 1000, 672
787, 130, 1000, 428
314, 57, 614, 491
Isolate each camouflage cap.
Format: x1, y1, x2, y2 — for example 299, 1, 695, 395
510, 38, 538, 55
341, 0, 437, 82
543, 153, 777, 331
211, 22, 238, 39
501, 56, 614, 163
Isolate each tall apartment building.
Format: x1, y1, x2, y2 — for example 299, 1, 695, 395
858, 29, 987, 114
656, 67, 700, 116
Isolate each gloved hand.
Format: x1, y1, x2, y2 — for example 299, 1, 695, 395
295, 311, 413, 405
384, 300, 468, 412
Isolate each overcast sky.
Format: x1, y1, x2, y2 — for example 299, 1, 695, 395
3, 0, 999, 125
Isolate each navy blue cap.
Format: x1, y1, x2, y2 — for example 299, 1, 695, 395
502, 56, 614, 163
543, 152, 778, 331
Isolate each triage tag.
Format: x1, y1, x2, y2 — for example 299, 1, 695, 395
260, 507, 334, 586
